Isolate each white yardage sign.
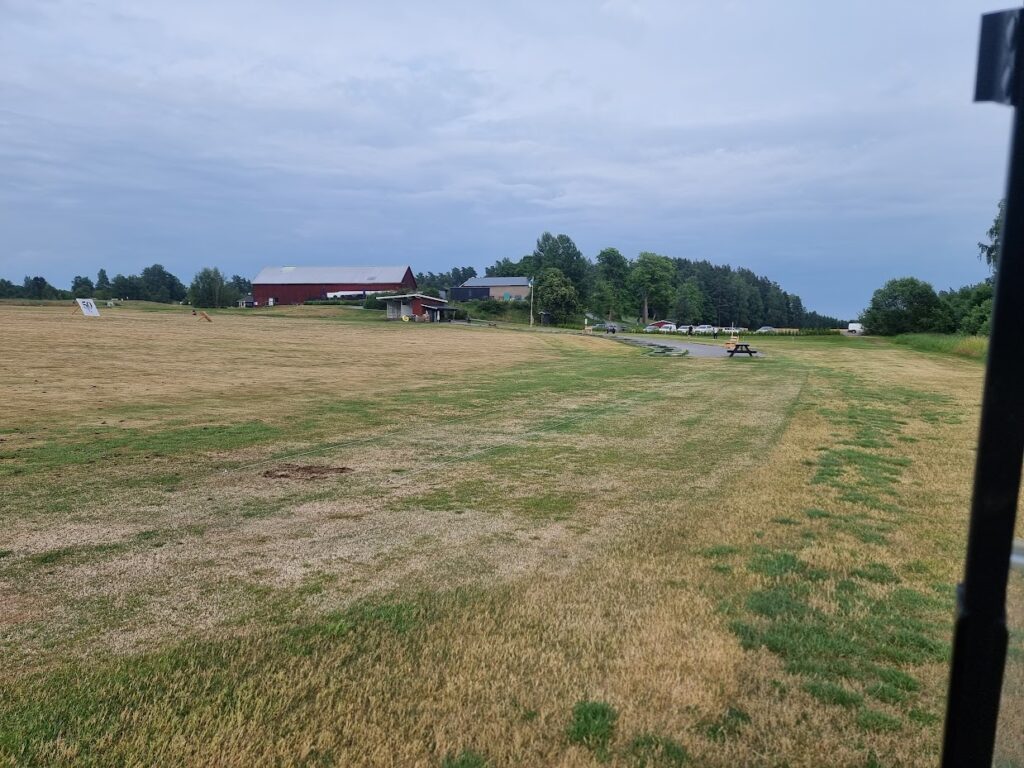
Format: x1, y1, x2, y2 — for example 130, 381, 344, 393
76, 298, 100, 317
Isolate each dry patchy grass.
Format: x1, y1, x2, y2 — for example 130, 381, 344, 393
0, 305, 1004, 767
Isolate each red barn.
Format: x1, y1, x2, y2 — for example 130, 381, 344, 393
251, 266, 417, 306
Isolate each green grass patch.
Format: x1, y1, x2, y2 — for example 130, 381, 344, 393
802, 680, 863, 708
699, 706, 750, 742
699, 545, 740, 558
747, 550, 823, 580
746, 584, 810, 619
517, 492, 576, 520
27, 541, 128, 568
852, 563, 899, 585
627, 733, 689, 766
856, 708, 902, 733
865, 682, 910, 705
0, 421, 280, 478
567, 700, 618, 758
907, 708, 939, 726
442, 750, 489, 768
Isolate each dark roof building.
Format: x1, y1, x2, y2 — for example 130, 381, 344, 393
450, 275, 531, 302
459, 276, 531, 288
252, 266, 416, 306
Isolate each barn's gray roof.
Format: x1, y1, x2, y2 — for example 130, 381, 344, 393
460, 276, 531, 287
253, 266, 411, 285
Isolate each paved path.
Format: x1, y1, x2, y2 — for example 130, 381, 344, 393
613, 335, 756, 357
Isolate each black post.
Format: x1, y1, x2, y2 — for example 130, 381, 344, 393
941, 10, 1024, 765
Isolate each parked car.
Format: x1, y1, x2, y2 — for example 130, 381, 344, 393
657, 323, 677, 333
692, 324, 715, 334
755, 326, 777, 334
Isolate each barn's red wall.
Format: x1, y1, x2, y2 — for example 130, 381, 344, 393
253, 276, 416, 306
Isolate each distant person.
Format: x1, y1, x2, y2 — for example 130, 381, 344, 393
713, 327, 718, 339
688, 325, 693, 336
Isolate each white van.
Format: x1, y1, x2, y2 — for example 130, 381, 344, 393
848, 323, 864, 335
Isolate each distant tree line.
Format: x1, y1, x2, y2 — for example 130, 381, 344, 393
415, 266, 477, 293
479, 232, 842, 328
0, 265, 252, 308
859, 200, 1001, 335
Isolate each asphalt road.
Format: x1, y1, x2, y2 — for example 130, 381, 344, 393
614, 334, 756, 357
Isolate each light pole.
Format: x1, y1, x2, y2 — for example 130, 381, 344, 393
529, 276, 535, 327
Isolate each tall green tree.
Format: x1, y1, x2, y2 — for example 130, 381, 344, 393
485, 257, 529, 278
71, 275, 95, 298
939, 281, 993, 335
595, 247, 629, 318
229, 274, 252, 295
531, 233, 592, 301
110, 273, 144, 300
978, 198, 1004, 272
591, 278, 617, 320
627, 252, 675, 323
674, 277, 706, 325
533, 267, 580, 324
95, 269, 110, 291
22, 276, 62, 300
189, 267, 238, 308
860, 277, 944, 335
140, 264, 187, 303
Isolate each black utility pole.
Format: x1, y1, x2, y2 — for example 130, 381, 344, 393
941, 8, 1024, 766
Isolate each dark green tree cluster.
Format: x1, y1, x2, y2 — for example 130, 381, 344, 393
482, 232, 839, 328
0, 276, 71, 300
488, 232, 593, 298
415, 266, 477, 293
533, 267, 581, 323
1, 264, 251, 308
861, 277, 994, 336
188, 269, 252, 308
103, 264, 188, 303
860, 201, 1001, 335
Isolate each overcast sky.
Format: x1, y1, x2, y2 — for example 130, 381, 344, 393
0, 0, 1010, 317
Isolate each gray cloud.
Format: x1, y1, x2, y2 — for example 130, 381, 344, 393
0, 0, 1007, 316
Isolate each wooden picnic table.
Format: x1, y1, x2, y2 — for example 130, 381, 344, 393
727, 342, 757, 357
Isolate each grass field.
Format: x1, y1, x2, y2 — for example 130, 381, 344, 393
0, 303, 1017, 767
889, 334, 989, 361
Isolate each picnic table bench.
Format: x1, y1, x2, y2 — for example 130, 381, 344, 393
727, 342, 757, 357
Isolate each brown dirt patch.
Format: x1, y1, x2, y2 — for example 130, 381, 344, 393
260, 463, 354, 480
